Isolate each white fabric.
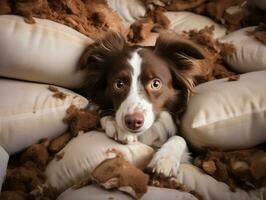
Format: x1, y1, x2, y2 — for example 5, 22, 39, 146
57, 185, 197, 200
0, 15, 92, 89
136, 11, 227, 46
181, 71, 266, 150
177, 164, 265, 200
165, 12, 227, 38
45, 132, 154, 192
220, 26, 266, 73
0, 145, 8, 192
107, 0, 146, 26
0, 78, 88, 155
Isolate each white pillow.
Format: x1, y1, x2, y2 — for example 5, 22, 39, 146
220, 27, 266, 73
181, 71, 266, 150
0, 145, 8, 192
45, 132, 154, 192
165, 12, 227, 38
107, 0, 146, 26
135, 11, 227, 46
0, 15, 93, 89
0, 78, 88, 155
57, 185, 197, 200
177, 164, 265, 200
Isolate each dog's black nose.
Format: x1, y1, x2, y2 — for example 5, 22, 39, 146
125, 112, 144, 131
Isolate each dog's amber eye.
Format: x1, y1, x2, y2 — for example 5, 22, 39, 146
114, 79, 125, 89
150, 78, 162, 90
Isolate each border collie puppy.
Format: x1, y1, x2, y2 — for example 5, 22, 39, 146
81, 32, 207, 178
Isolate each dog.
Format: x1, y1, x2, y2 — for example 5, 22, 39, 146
81, 31, 209, 178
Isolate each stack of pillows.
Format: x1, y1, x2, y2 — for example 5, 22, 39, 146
0, 0, 266, 199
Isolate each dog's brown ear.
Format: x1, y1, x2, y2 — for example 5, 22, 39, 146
154, 32, 210, 90
154, 32, 211, 114
80, 32, 128, 108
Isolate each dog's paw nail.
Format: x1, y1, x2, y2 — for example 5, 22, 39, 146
147, 155, 180, 178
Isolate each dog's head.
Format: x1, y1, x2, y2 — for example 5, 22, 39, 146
81, 32, 206, 134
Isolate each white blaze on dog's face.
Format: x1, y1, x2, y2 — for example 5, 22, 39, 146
115, 50, 154, 134
82, 32, 206, 135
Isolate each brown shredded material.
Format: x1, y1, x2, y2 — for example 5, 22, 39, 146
127, 9, 169, 43
1, 102, 99, 199
194, 148, 266, 191
0, 191, 29, 200
0, 0, 11, 15
178, 26, 236, 81
20, 139, 50, 169
48, 85, 67, 100
55, 152, 65, 161
142, 0, 206, 11
1, 0, 126, 39
148, 175, 205, 200
49, 132, 72, 153
247, 23, 266, 45
228, 74, 240, 81
128, 18, 154, 43
63, 105, 99, 136
91, 157, 149, 199
141, 0, 266, 32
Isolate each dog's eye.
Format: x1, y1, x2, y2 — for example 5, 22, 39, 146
114, 79, 125, 89
150, 79, 162, 90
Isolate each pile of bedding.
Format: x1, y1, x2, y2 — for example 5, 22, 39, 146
0, 0, 266, 200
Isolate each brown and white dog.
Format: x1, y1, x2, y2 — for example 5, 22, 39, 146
81, 32, 208, 178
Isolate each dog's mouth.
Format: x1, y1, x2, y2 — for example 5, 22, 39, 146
124, 127, 144, 134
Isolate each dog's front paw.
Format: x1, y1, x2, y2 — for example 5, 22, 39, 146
147, 151, 180, 178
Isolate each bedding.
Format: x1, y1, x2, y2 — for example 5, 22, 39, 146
0, 146, 8, 192
181, 71, 266, 150
0, 15, 92, 89
221, 27, 266, 73
0, 78, 88, 155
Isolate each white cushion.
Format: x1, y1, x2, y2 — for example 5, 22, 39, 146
0, 15, 92, 89
177, 164, 265, 200
107, 0, 146, 26
45, 132, 154, 192
0, 78, 88, 155
136, 11, 227, 46
57, 185, 197, 200
220, 27, 266, 73
165, 12, 227, 38
181, 71, 266, 150
0, 145, 8, 192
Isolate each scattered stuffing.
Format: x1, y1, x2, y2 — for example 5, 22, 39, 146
247, 23, 266, 45
178, 26, 236, 82
228, 74, 240, 81
127, 9, 169, 43
0, 0, 11, 15
194, 148, 266, 191
0, 1, 265, 199
142, 0, 206, 11
49, 132, 72, 153
55, 152, 65, 161
128, 17, 154, 43
148, 175, 205, 200
63, 105, 99, 136
1, 104, 99, 199
20, 139, 50, 169
0, 0, 126, 39
91, 157, 149, 199
48, 85, 67, 100
141, 0, 266, 32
